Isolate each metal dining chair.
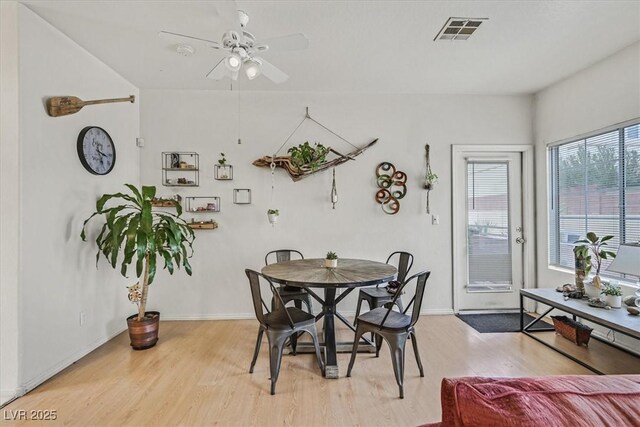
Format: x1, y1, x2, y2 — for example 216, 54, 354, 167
354, 251, 414, 323
347, 270, 431, 399
265, 249, 313, 315
246, 269, 324, 395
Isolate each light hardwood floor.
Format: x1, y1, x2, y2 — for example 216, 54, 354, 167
6, 315, 630, 426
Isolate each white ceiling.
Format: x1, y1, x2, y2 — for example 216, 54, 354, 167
22, 0, 640, 94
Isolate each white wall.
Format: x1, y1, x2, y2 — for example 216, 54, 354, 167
140, 90, 533, 318
535, 41, 640, 291
1, 0, 21, 405
16, 5, 140, 394
534, 42, 640, 351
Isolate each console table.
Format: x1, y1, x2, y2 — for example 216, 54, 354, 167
520, 288, 640, 374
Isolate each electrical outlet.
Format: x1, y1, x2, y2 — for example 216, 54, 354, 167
136, 138, 145, 147
431, 214, 440, 225
79, 311, 86, 326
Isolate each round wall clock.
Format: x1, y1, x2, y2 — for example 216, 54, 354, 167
77, 126, 116, 175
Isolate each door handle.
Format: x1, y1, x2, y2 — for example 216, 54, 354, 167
516, 237, 526, 244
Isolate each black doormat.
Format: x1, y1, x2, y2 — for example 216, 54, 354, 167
456, 313, 552, 333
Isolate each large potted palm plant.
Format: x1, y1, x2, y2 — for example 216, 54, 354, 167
81, 184, 195, 350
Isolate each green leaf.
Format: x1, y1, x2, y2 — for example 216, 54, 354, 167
140, 200, 152, 234
135, 256, 144, 278
574, 239, 590, 244
586, 232, 597, 243
141, 186, 156, 201
147, 253, 157, 284
160, 249, 174, 274
96, 192, 139, 212
600, 235, 614, 242
124, 184, 143, 207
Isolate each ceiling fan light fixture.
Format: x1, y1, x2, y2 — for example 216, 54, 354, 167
225, 52, 242, 71
244, 59, 261, 80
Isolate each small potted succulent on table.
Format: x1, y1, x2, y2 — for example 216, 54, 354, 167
325, 251, 338, 268
267, 209, 280, 225
602, 283, 623, 308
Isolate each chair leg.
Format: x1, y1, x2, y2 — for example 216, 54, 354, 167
266, 331, 287, 395
346, 323, 366, 377
394, 297, 404, 312
290, 331, 298, 356
306, 325, 325, 374
409, 330, 424, 377
375, 334, 383, 357
249, 327, 264, 374
384, 331, 408, 399
354, 295, 364, 325
303, 294, 313, 315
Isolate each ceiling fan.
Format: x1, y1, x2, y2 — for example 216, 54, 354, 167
158, 2, 308, 84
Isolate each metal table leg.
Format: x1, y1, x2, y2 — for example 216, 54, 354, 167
323, 288, 339, 379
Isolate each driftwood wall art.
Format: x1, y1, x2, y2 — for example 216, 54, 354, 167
375, 162, 407, 215
253, 107, 379, 182
253, 138, 378, 182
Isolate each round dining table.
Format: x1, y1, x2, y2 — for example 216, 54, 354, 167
262, 258, 397, 378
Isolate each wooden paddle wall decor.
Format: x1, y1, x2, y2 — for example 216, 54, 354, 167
46, 95, 135, 117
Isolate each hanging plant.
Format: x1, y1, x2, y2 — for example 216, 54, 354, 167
287, 141, 329, 172
218, 153, 227, 165
424, 144, 437, 213
267, 208, 280, 225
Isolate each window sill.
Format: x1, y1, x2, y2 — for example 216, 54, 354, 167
546, 264, 639, 291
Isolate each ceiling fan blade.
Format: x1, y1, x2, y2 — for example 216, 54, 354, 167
214, 0, 243, 42
159, 31, 221, 49
260, 33, 309, 51
256, 58, 289, 84
206, 58, 228, 80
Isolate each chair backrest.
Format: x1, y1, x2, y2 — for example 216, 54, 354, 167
245, 269, 294, 328
265, 249, 304, 266
380, 270, 431, 329
385, 251, 414, 283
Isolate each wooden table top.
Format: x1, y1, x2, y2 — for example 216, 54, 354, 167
261, 258, 397, 288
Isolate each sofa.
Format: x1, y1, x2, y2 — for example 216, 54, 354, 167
424, 375, 640, 427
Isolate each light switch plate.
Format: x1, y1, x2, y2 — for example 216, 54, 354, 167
432, 214, 440, 225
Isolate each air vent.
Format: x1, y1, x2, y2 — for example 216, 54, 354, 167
434, 17, 488, 41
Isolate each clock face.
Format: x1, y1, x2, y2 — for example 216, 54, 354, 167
77, 126, 116, 175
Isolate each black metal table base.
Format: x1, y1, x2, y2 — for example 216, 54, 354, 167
519, 293, 638, 375
289, 287, 376, 378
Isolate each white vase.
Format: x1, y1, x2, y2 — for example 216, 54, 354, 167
605, 294, 622, 308
267, 213, 278, 224
324, 259, 337, 268
584, 283, 602, 299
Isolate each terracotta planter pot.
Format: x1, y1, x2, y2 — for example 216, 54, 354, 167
126, 311, 160, 350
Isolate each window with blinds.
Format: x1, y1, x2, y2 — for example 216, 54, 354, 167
548, 122, 640, 277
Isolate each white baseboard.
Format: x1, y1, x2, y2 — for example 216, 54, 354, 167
162, 308, 455, 321
1, 390, 21, 407
161, 313, 255, 321
20, 326, 127, 396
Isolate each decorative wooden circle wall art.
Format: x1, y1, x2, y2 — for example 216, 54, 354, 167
375, 162, 407, 215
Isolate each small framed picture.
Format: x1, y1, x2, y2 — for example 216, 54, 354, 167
233, 189, 251, 204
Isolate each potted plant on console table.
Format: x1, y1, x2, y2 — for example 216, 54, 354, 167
574, 232, 616, 300
81, 184, 195, 350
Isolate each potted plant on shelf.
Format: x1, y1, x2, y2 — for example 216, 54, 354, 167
216, 153, 231, 179
602, 283, 623, 308
325, 251, 338, 268
574, 232, 616, 300
81, 184, 195, 350
267, 209, 279, 225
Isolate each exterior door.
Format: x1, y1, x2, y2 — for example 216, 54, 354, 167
454, 151, 525, 311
